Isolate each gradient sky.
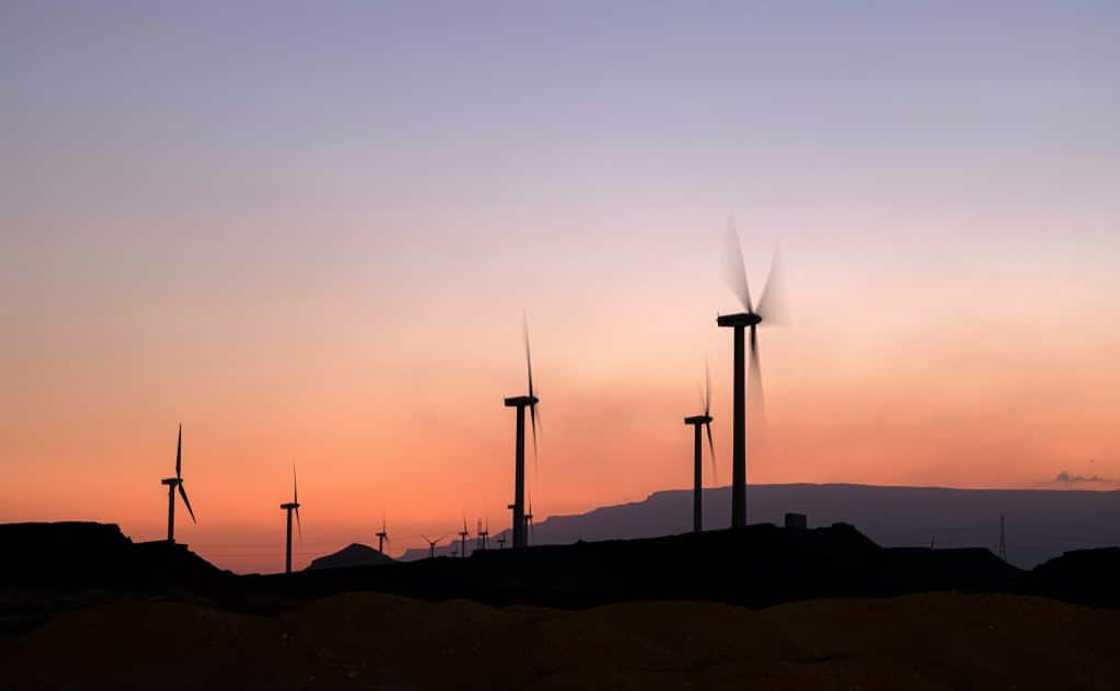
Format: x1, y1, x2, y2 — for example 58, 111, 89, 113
3, 1, 1119, 573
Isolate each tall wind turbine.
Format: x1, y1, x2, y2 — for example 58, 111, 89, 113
684, 363, 716, 533
504, 316, 540, 549
718, 223, 784, 528
458, 517, 470, 558
160, 424, 196, 543
376, 515, 389, 554
279, 466, 301, 574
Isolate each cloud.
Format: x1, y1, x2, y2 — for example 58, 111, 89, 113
1053, 470, 1120, 486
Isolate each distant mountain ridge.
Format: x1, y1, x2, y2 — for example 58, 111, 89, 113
400, 483, 1120, 568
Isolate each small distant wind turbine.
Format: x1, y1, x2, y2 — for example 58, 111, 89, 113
279, 466, 302, 574
718, 221, 785, 528
477, 518, 489, 551
376, 515, 389, 554
160, 424, 196, 543
422, 535, 446, 559
684, 363, 717, 533
458, 517, 470, 558
496, 534, 506, 549
504, 315, 541, 549
524, 494, 535, 546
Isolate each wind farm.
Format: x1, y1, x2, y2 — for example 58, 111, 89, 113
5, 2, 1120, 689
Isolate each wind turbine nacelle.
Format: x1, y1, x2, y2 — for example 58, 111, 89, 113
280, 502, 300, 510
160, 478, 180, 486
684, 415, 713, 425
717, 312, 761, 328
504, 395, 538, 407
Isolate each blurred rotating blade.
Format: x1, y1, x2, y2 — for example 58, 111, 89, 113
175, 424, 182, 478
705, 420, 717, 484
704, 359, 712, 417
524, 314, 539, 465
722, 220, 753, 313
756, 247, 787, 324
748, 325, 766, 427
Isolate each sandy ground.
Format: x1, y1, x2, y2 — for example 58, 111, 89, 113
2, 592, 1118, 690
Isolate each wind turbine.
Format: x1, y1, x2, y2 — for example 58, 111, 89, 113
280, 466, 302, 574
160, 424, 196, 543
524, 494, 535, 546
504, 315, 540, 549
477, 518, 489, 551
422, 535, 446, 559
458, 517, 470, 558
376, 515, 389, 554
684, 363, 716, 533
496, 534, 506, 549
718, 222, 784, 528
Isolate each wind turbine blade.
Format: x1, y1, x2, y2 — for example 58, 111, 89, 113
756, 247, 787, 324
295, 506, 302, 540
749, 326, 766, 425
705, 421, 717, 484
722, 220, 753, 313
175, 424, 182, 478
523, 313, 534, 399
529, 402, 540, 472
293, 465, 298, 504
705, 359, 712, 417
178, 483, 197, 523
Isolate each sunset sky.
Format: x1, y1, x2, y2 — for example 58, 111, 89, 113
3, 2, 1119, 573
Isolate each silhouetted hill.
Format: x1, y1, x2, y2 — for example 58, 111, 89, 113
306, 543, 393, 571
1019, 547, 1120, 607
0, 522, 233, 634
3, 518, 1116, 637
0, 522, 228, 589
243, 523, 1024, 611
403, 483, 1120, 568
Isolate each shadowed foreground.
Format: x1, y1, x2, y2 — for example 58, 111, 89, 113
2, 592, 1118, 691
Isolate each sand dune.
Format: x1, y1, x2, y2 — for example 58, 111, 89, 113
3, 592, 1118, 690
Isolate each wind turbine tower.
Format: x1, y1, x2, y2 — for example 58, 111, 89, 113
504, 317, 540, 549
160, 424, 196, 543
718, 224, 784, 529
684, 364, 716, 533
279, 467, 302, 574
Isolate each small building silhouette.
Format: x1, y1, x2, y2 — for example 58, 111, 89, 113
784, 513, 807, 530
